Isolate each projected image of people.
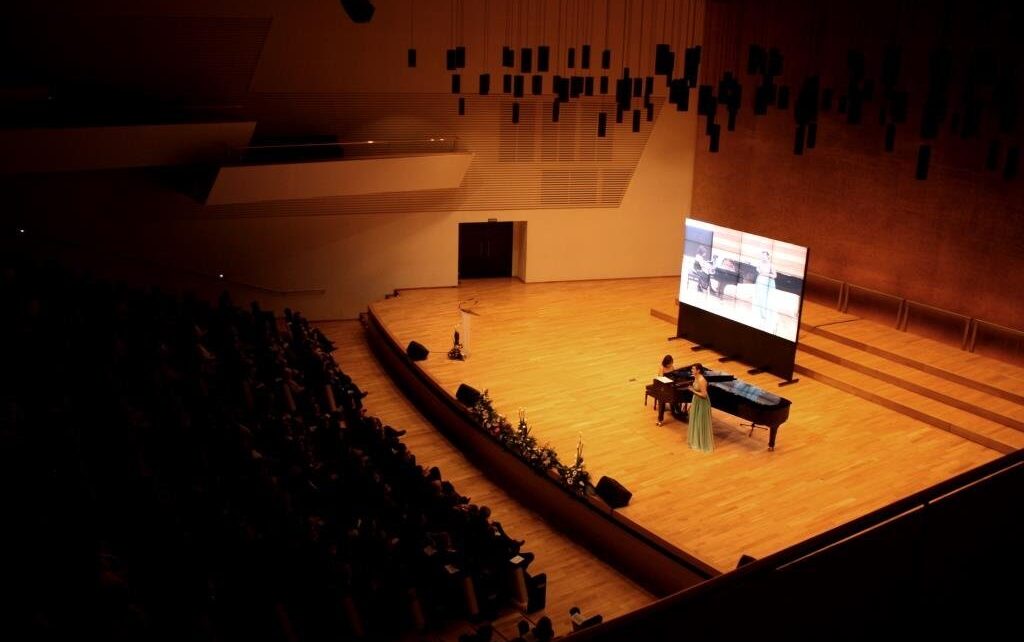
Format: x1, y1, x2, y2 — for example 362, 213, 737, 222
692, 246, 715, 294
678, 219, 807, 343
755, 250, 776, 319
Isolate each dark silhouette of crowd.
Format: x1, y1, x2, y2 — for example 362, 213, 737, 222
2, 256, 537, 641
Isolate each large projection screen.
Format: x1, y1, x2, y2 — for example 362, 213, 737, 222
676, 218, 809, 380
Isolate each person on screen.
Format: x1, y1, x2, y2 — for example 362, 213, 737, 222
686, 363, 714, 452
754, 251, 777, 319
693, 246, 714, 293
709, 254, 725, 297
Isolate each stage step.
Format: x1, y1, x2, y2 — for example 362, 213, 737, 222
651, 298, 1024, 452
794, 351, 1024, 454
798, 331, 1024, 433
803, 320, 1024, 406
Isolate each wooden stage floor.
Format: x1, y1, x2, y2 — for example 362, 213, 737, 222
360, 277, 1023, 577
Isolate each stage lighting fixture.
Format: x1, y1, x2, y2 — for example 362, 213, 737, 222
916, 144, 931, 180
655, 44, 674, 75
537, 46, 550, 71
986, 140, 1000, 170
1004, 146, 1019, 180
777, 86, 790, 110
520, 48, 533, 73
709, 124, 721, 152
821, 88, 834, 111
571, 76, 583, 98
616, 77, 631, 110
555, 76, 569, 102
339, 0, 375, 23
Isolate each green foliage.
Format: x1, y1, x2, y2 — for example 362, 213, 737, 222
467, 393, 590, 496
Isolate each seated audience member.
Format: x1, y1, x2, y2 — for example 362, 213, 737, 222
4, 257, 536, 642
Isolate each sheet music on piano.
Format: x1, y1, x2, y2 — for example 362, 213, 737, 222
655, 376, 673, 384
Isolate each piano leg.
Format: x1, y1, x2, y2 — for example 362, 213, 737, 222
656, 400, 666, 426
743, 422, 779, 450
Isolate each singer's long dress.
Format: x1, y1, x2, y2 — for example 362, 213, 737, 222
687, 394, 714, 453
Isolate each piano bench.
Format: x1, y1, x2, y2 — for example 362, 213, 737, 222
644, 389, 673, 410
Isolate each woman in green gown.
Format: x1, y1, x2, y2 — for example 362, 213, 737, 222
687, 363, 714, 452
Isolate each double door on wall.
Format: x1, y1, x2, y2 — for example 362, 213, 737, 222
458, 221, 514, 279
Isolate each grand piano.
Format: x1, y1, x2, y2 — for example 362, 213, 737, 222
645, 364, 791, 450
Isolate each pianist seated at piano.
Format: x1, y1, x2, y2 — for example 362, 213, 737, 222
661, 354, 676, 376
660, 355, 687, 416
690, 247, 716, 294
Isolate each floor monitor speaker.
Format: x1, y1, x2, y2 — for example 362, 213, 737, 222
595, 476, 632, 508
406, 341, 429, 361
737, 554, 758, 568
456, 383, 482, 406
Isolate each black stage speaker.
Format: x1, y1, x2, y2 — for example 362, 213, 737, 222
455, 383, 481, 406
596, 476, 632, 508
406, 341, 429, 361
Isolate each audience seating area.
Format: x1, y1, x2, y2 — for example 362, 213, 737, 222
3, 256, 538, 641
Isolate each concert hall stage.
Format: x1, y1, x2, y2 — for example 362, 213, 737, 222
349, 277, 1021, 577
